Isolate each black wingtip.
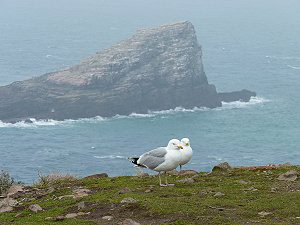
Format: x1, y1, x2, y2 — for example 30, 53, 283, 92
129, 157, 147, 168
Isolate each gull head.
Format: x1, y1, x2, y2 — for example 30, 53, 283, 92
181, 138, 190, 147
167, 139, 183, 150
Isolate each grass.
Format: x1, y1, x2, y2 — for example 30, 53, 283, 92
0, 166, 300, 224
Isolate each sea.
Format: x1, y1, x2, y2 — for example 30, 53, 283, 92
0, 0, 299, 183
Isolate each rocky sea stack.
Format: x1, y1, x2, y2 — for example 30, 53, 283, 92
0, 21, 255, 122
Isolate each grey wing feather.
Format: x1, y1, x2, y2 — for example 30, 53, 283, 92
138, 147, 167, 170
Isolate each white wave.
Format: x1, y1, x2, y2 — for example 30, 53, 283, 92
0, 118, 64, 128
265, 55, 300, 60
287, 65, 300, 70
0, 97, 269, 128
220, 96, 270, 110
94, 155, 126, 159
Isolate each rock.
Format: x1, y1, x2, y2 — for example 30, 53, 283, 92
121, 197, 138, 204
119, 187, 131, 194
28, 204, 43, 213
278, 170, 298, 181
245, 187, 258, 191
65, 213, 78, 219
47, 187, 55, 194
179, 170, 198, 176
77, 212, 89, 216
0, 21, 255, 122
144, 189, 153, 193
83, 173, 108, 179
45, 217, 54, 221
55, 216, 65, 221
178, 178, 195, 183
0, 206, 13, 213
15, 212, 24, 218
73, 188, 91, 199
58, 195, 75, 200
214, 192, 225, 197
119, 219, 141, 225
167, 170, 180, 176
0, 197, 18, 213
218, 89, 256, 102
239, 180, 250, 184
7, 185, 25, 198
258, 211, 272, 217
102, 215, 113, 220
77, 201, 86, 211
212, 162, 232, 172
137, 172, 149, 177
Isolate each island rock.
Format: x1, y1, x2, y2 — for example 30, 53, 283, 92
0, 21, 255, 122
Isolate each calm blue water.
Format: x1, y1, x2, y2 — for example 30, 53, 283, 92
0, 0, 300, 183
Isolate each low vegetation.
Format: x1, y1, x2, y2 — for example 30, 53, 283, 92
0, 170, 20, 196
0, 165, 300, 224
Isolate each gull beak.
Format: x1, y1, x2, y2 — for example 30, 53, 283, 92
178, 145, 183, 149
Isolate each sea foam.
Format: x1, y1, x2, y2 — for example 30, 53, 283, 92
0, 96, 269, 128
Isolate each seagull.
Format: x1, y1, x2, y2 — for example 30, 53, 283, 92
179, 138, 193, 171
130, 139, 183, 187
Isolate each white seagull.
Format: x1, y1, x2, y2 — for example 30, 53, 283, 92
179, 138, 193, 171
130, 139, 183, 187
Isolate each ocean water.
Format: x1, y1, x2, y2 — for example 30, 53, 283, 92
0, 0, 299, 183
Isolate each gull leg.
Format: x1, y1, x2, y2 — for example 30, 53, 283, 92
165, 171, 175, 186
159, 172, 167, 187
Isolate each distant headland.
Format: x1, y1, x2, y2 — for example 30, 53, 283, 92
0, 21, 255, 123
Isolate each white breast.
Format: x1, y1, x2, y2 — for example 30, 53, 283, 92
179, 146, 193, 166
154, 150, 181, 172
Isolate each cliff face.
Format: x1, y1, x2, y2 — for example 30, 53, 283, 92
0, 21, 254, 122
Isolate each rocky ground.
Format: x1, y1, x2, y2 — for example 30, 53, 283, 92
0, 163, 300, 225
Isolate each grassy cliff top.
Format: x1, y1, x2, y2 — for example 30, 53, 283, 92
0, 165, 300, 225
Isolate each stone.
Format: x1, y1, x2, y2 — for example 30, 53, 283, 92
0, 198, 18, 207
77, 212, 89, 216
218, 89, 256, 102
0, 21, 255, 123
7, 185, 25, 198
212, 162, 232, 172
119, 187, 131, 194
246, 187, 258, 191
278, 170, 298, 181
45, 217, 54, 221
239, 180, 250, 184
77, 201, 86, 210
214, 192, 225, 197
167, 170, 180, 176
55, 216, 65, 221
73, 188, 91, 199
58, 195, 75, 200
121, 197, 138, 204
119, 218, 141, 225
258, 211, 272, 217
178, 178, 195, 183
137, 172, 149, 177
65, 213, 78, 219
144, 189, 153, 193
15, 212, 24, 218
102, 215, 113, 220
179, 170, 198, 176
28, 204, 43, 213
83, 173, 108, 179
0, 206, 13, 213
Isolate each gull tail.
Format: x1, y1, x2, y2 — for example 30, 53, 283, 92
128, 157, 147, 168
